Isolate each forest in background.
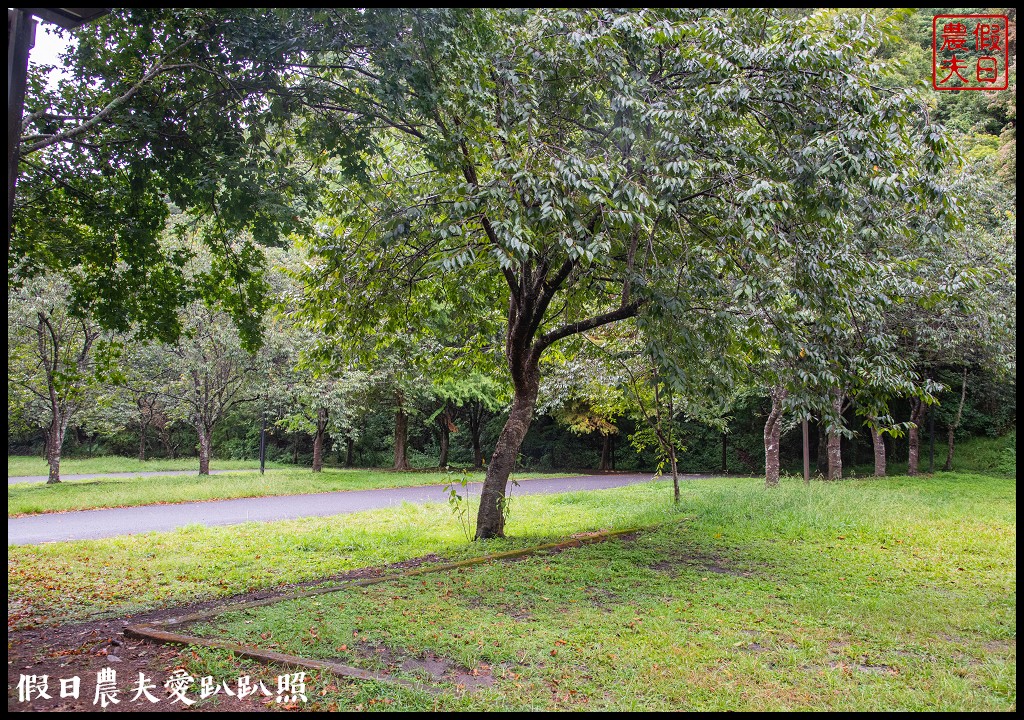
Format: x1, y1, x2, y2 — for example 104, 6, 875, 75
8, 8, 1015, 489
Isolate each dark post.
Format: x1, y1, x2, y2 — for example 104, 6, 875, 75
802, 417, 810, 485
7, 9, 36, 249
928, 407, 935, 473
259, 410, 266, 475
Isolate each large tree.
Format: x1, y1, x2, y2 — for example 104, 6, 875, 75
294, 8, 954, 537
12, 9, 310, 348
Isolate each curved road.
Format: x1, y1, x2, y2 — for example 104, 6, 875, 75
7, 473, 676, 546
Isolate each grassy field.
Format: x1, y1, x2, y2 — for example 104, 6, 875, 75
8, 472, 1015, 711
8, 477, 681, 627
184, 472, 1015, 711
6, 455, 291, 477
6, 467, 569, 516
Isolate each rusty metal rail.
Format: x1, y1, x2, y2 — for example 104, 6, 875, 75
125, 527, 647, 694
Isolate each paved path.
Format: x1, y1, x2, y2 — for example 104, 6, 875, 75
8, 473, 672, 546
8, 469, 257, 485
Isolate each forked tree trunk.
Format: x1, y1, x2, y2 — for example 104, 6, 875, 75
944, 368, 968, 471
869, 421, 886, 477
312, 406, 328, 473
345, 436, 355, 467
764, 385, 787, 488
475, 366, 539, 539
393, 390, 411, 471
826, 391, 844, 481
599, 434, 612, 472
907, 398, 926, 476
197, 426, 212, 475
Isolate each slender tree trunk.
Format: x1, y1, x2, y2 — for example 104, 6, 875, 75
944, 428, 956, 472
908, 398, 926, 476
345, 436, 355, 467
869, 421, 886, 476
721, 432, 728, 473
764, 385, 787, 488
46, 411, 66, 484
197, 426, 211, 475
944, 368, 968, 471
669, 444, 680, 503
312, 430, 323, 472
138, 423, 147, 462
827, 391, 844, 481
599, 434, 612, 472
475, 366, 539, 539
393, 390, 411, 471
312, 406, 328, 473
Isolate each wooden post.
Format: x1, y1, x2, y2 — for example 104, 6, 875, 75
259, 411, 266, 475
802, 417, 810, 485
7, 10, 36, 249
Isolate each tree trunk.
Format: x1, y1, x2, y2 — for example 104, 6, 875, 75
599, 434, 612, 472
827, 391, 843, 481
312, 406, 328, 473
944, 368, 968, 471
198, 426, 211, 475
944, 428, 956, 472
907, 398, 925, 476
669, 444, 680, 503
393, 390, 411, 471
475, 366, 539, 539
869, 421, 886, 477
346, 436, 355, 467
721, 432, 728, 473
138, 423, 147, 462
46, 411, 66, 484
764, 385, 786, 488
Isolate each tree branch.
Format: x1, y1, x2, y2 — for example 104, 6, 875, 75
533, 300, 643, 358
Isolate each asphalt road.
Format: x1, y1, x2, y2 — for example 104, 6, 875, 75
8, 469, 256, 485
7, 473, 668, 546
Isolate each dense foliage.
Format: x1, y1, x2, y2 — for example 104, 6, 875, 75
8, 9, 1015, 512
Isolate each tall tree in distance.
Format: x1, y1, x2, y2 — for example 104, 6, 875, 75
8, 275, 104, 483
163, 303, 260, 474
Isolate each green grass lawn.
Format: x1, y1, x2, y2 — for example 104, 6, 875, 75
8, 472, 1015, 711
184, 472, 1015, 711
7, 468, 572, 516
6, 454, 292, 477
